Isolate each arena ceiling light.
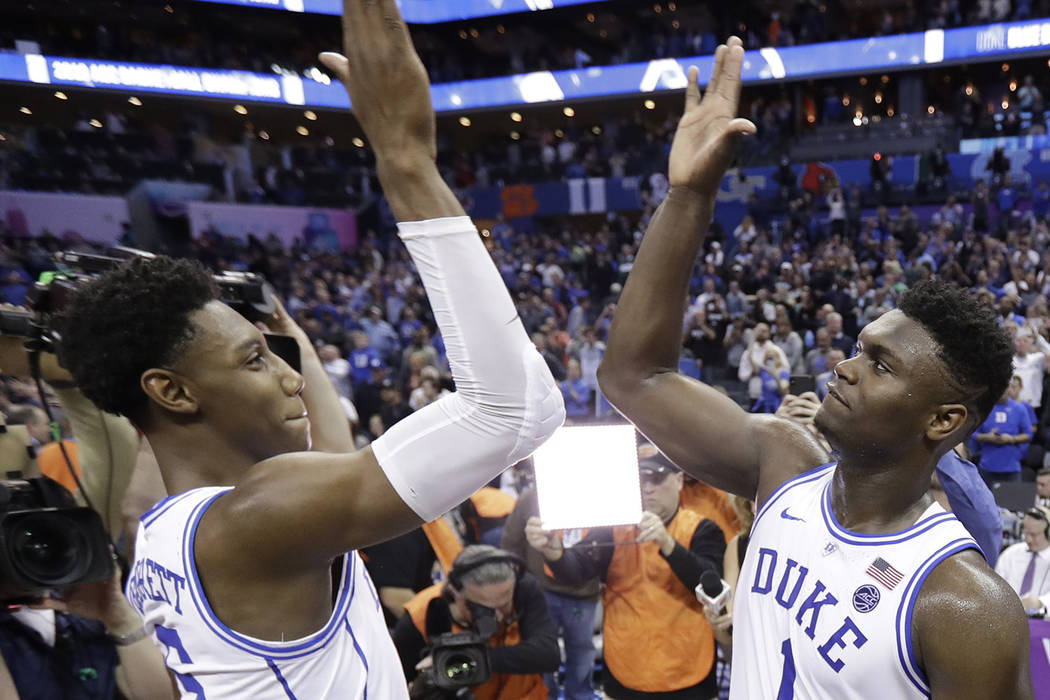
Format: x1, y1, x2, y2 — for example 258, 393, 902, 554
562, 106, 575, 117
510, 111, 523, 122
19, 107, 31, 115
128, 96, 143, 106
533, 424, 643, 530
88, 119, 102, 129
644, 99, 655, 110
233, 104, 248, 115
259, 130, 270, 140
351, 137, 365, 148
458, 116, 471, 127
296, 126, 309, 136
304, 110, 317, 121
53, 91, 67, 100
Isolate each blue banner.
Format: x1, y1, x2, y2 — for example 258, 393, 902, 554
4, 17, 1050, 113
960, 134, 1050, 153
458, 146, 1050, 233
190, 0, 604, 22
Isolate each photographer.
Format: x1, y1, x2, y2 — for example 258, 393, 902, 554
392, 545, 559, 699
0, 561, 174, 700
526, 454, 725, 699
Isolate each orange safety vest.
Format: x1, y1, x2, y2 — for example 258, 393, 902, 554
603, 509, 715, 693
404, 584, 548, 700
680, 479, 740, 543
421, 518, 464, 576
470, 487, 516, 518
36, 440, 80, 494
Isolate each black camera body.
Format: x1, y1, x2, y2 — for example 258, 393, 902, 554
0, 247, 301, 372
428, 631, 493, 691
0, 476, 113, 604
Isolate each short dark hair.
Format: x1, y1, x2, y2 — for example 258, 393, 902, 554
898, 280, 1013, 423
56, 257, 217, 418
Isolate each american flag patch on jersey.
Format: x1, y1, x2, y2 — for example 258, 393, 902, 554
866, 557, 904, 589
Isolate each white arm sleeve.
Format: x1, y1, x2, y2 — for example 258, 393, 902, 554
371, 216, 565, 521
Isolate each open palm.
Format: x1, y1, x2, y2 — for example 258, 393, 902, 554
668, 37, 756, 195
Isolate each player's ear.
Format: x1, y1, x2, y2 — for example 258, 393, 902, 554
926, 403, 967, 442
141, 369, 200, 415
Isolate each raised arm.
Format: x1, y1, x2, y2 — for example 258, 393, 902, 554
201, 0, 563, 576
597, 40, 825, 503
318, 1, 462, 222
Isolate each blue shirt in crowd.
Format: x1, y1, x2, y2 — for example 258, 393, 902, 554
560, 378, 592, 417
976, 398, 1032, 474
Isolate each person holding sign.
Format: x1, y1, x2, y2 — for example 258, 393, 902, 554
525, 452, 725, 699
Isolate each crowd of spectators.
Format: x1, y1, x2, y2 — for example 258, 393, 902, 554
3, 152, 1050, 696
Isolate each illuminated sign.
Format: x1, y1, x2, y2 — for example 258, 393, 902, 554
4, 17, 1050, 112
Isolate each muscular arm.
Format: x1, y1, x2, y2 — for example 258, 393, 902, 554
914, 550, 1033, 699
596, 44, 825, 506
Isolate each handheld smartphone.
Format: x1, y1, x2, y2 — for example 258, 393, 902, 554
264, 333, 302, 373
788, 374, 817, 396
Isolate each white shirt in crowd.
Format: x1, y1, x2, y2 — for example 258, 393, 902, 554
995, 542, 1050, 611
323, 357, 353, 399
1012, 350, 1047, 408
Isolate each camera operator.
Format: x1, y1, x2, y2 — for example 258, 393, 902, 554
392, 545, 559, 699
0, 561, 175, 700
526, 454, 726, 699
0, 338, 171, 698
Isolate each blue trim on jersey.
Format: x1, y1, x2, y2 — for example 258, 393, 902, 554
894, 537, 978, 697
344, 619, 370, 700
820, 485, 957, 546
752, 462, 836, 533
266, 658, 299, 699
181, 491, 357, 659
140, 490, 199, 530
342, 561, 370, 700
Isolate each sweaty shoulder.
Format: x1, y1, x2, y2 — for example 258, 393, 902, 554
913, 549, 1033, 699
752, 413, 831, 507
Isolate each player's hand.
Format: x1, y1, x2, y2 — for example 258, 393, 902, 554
638, 511, 675, 556
525, 516, 563, 560
668, 37, 756, 197
36, 555, 140, 636
320, 0, 436, 168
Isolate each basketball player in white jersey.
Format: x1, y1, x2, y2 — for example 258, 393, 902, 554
54, 2, 565, 697
599, 38, 1033, 699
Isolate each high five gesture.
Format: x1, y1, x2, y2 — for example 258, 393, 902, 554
669, 38, 756, 196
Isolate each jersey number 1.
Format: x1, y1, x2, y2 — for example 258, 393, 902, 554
777, 637, 796, 700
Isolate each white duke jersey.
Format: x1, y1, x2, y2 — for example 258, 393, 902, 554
126, 486, 408, 699
731, 463, 978, 700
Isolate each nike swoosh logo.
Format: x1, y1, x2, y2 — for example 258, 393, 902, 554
780, 508, 806, 523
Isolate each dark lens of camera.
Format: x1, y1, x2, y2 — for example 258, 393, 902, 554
443, 654, 477, 680
10, 513, 87, 585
